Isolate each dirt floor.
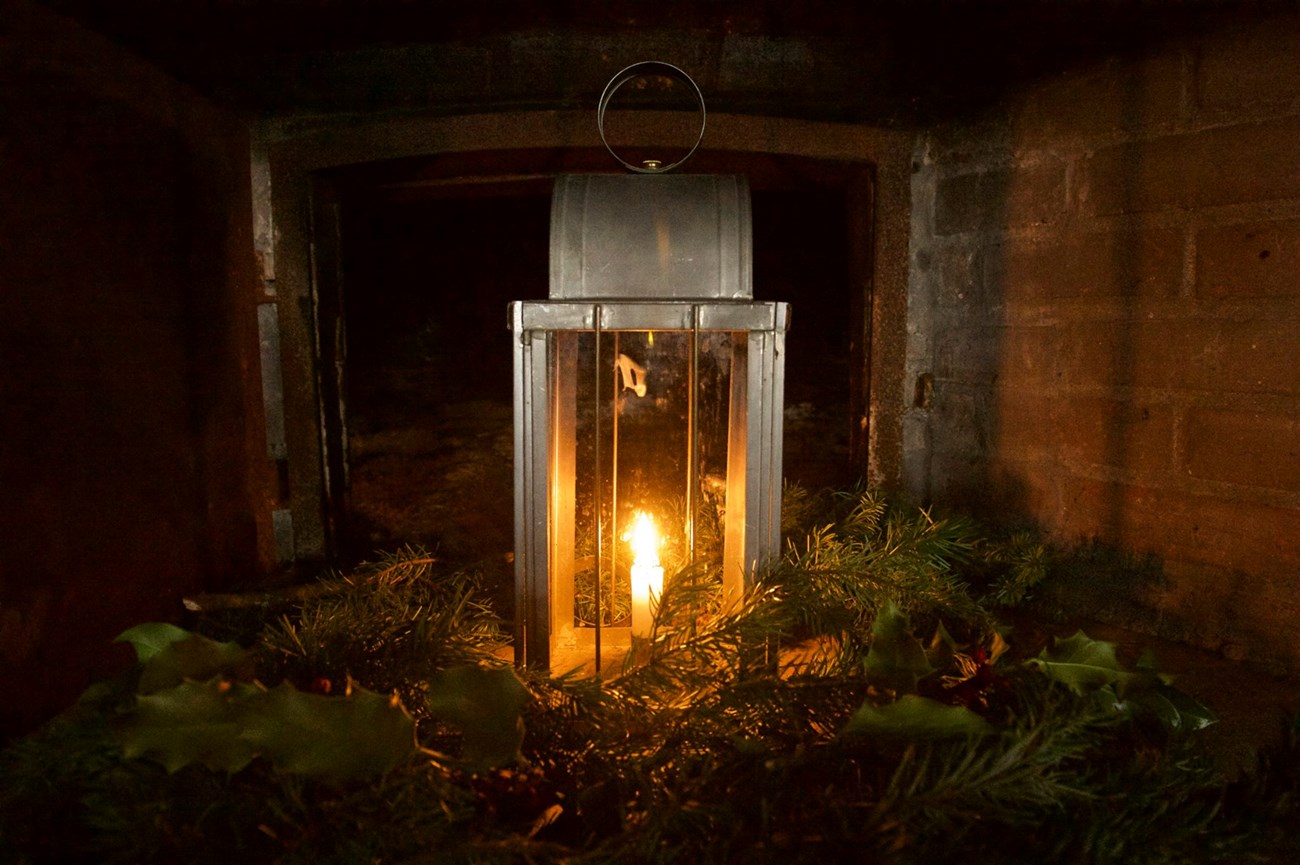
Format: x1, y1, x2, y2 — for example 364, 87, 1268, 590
341, 364, 516, 613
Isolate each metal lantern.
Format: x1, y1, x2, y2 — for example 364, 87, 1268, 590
509, 64, 789, 672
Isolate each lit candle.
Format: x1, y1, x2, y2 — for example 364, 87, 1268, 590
628, 511, 664, 638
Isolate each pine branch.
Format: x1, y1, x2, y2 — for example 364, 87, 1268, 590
183, 546, 440, 612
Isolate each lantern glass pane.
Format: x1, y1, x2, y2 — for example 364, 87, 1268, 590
551, 328, 741, 663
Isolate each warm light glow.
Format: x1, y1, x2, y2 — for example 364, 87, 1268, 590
628, 511, 664, 638
629, 511, 661, 569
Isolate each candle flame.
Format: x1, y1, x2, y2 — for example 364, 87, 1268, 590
629, 511, 660, 568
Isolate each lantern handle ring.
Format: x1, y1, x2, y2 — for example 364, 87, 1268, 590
597, 61, 706, 174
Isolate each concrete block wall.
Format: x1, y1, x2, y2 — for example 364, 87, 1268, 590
907, 16, 1300, 668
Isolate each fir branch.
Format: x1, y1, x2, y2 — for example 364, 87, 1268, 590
255, 550, 506, 721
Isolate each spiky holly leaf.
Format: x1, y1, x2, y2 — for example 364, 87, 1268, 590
842, 694, 995, 738
1121, 684, 1218, 732
112, 677, 259, 773
1026, 630, 1146, 696
427, 665, 528, 771
1031, 634, 1217, 733
239, 682, 416, 781
116, 624, 252, 695
1128, 651, 1217, 730
864, 602, 933, 695
115, 622, 191, 661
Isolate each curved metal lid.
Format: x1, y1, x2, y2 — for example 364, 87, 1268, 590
549, 173, 752, 301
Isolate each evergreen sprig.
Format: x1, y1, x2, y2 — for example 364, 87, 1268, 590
256, 547, 506, 721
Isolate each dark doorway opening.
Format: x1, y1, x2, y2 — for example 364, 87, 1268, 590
751, 186, 854, 493
338, 185, 550, 572
318, 152, 870, 585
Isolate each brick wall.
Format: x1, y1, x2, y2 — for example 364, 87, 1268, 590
907, 15, 1300, 669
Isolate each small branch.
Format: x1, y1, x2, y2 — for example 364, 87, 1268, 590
183, 580, 351, 612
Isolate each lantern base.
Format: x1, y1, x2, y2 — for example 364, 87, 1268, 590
550, 626, 634, 676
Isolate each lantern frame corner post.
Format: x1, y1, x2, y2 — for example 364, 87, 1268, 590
511, 303, 552, 670
750, 303, 788, 572
721, 302, 789, 608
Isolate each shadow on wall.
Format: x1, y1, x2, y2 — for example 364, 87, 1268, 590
922, 55, 1201, 645
1026, 533, 1298, 679
1028, 538, 1170, 636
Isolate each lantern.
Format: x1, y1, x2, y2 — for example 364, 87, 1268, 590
509, 65, 789, 673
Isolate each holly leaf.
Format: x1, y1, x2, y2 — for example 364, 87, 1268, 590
1122, 683, 1218, 732
112, 677, 259, 773
239, 682, 417, 781
115, 622, 191, 662
842, 694, 995, 738
113, 676, 417, 779
134, 631, 254, 695
427, 665, 529, 771
1026, 631, 1146, 696
864, 602, 933, 695
1032, 634, 1217, 732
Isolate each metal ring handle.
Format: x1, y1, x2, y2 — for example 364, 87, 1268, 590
597, 61, 706, 174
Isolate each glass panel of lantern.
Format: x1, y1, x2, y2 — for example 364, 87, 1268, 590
510, 174, 789, 673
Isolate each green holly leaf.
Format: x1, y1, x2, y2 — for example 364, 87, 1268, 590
842, 694, 995, 738
1032, 634, 1217, 733
1122, 683, 1218, 732
239, 682, 417, 781
115, 622, 191, 662
427, 665, 529, 771
113, 677, 417, 779
863, 602, 933, 695
112, 677, 259, 773
1026, 630, 1145, 696
134, 631, 254, 695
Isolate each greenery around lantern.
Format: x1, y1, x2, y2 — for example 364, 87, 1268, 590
2, 487, 1297, 864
